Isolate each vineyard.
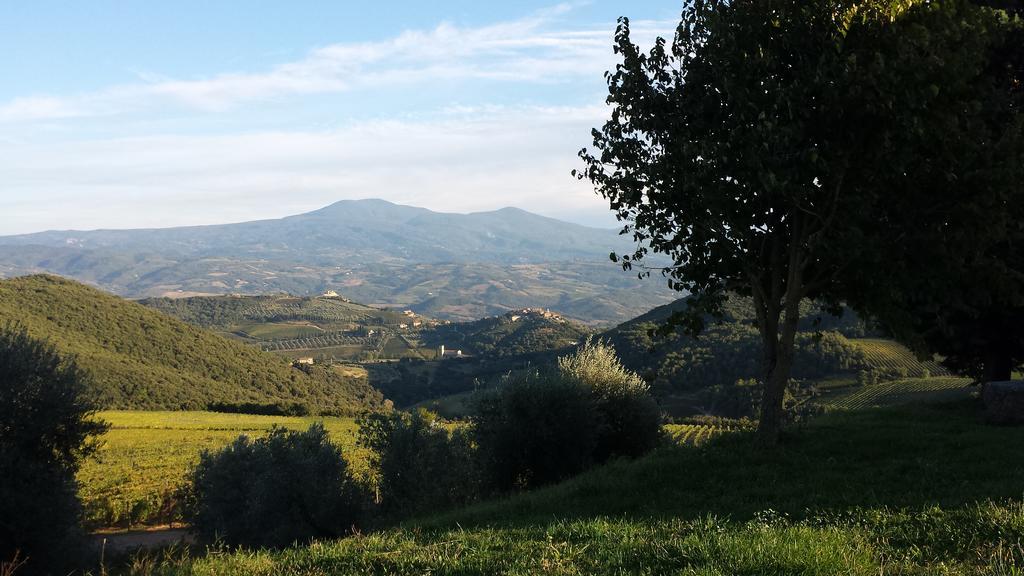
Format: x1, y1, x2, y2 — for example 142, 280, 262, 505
818, 377, 972, 410
77, 411, 365, 529
851, 339, 950, 377
665, 419, 752, 446
259, 331, 381, 351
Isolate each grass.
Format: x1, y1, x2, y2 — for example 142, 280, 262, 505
78, 411, 365, 529
111, 400, 1024, 574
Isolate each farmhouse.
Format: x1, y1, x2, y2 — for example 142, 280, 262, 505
438, 345, 463, 359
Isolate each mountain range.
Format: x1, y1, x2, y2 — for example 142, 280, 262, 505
0, 199, 677, 324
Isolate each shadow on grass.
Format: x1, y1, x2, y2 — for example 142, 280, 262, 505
422, 399, 1024, 530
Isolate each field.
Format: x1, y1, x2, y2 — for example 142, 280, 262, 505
114, 401, 1024, 575
851, 338, 950, 376
78, 411, 739, 530
816, 376, 973, 410
78, 412, 365, 529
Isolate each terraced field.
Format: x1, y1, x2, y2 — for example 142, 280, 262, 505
851, 338, 950, 376
817, 377, 973, 410
78, 411, 365, 529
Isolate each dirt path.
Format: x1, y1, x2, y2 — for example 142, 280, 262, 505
93, 527, 194, 554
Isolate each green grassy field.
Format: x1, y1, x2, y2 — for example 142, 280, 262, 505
112, 400, 1024, 575
78, 412, 365, 529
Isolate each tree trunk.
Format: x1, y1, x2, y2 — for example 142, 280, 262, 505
756, 296, 800, 446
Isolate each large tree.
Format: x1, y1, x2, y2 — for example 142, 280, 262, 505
851, 2, 1024, 383
578, 0, 1012, 443
0, 326, 108, 575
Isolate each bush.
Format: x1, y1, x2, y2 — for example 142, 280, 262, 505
357, 409, 478, 518
183, 424, 364, 549
0, 325, 108, 575
472, 341, 663, 493
473, 370, 600, 491
558, 339, 663, 461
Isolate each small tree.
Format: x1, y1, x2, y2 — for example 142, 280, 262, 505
473, 370, 600, 491
0, 325, 108, 575
184, 424, 364, 548
357, 408, 479, 518
578, 0, 1012, 443
557, 339, 662, 461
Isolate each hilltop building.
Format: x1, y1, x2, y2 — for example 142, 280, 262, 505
438, 345, 463, 359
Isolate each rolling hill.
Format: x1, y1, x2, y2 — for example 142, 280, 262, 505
0, 275, 384, 414
0, 199, 679, 324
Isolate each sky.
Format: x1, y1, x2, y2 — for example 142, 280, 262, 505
0, 1, 680, 235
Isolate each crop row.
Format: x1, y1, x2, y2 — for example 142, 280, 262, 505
261, 333, 379, 351
824, 377, 971, 410
853, 339, 950, 377
666, 424, 724, 446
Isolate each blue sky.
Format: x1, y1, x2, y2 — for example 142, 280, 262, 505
0, 1, 680, 235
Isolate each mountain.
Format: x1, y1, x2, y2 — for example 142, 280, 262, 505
0, 275, 384, 415
0, 199, 677, 324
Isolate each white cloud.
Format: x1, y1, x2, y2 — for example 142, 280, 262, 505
0, 9, 674, 121
0, 105, 617, 234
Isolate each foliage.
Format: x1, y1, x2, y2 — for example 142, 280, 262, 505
77, 411, 364, 529
0, 275, 384, 414
472, 342, 661, 491
472, 370, 600, 491
183, 424, 365, 549
840, 3, 1024, 383
557, 339, 662, 461
0, 325, 108, 575
577, 0, 1015, 442
357, 409, 479, 518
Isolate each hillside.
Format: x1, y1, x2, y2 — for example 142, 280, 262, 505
0, 199, 679, 324
137, 401, 1024, 574
420, 308, 591, 357
597, 295, 953, 414
141, 294, 589, 363
0, 275, 384, 414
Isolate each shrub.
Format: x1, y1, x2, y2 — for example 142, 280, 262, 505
473, 370, 600, 491
0, 325, 108, 575
558, 339, 663, 461
183, 424, 364, 549
357, 409, 478, 518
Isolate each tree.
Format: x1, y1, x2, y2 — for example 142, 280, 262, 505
357, 408, 479, 518
556, 339, 662, 461
850, 3, 1024, 383
578, 0, 1011, 443
0, 325, 108, 575
183, 424, 365, 549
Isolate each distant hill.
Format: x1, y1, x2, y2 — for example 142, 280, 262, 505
0, 199, 678, 324
0, 275, 384, 414
420, 309, 591, 358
